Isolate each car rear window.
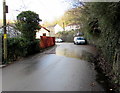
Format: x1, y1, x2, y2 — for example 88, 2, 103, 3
77, 37, 84, 40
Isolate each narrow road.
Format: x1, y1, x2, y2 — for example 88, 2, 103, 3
2, 43, 104, 91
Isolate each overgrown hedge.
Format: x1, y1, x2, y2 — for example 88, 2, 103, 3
7, 38, 40, 62
80, 2, 120, 91
56, 30, 79, 42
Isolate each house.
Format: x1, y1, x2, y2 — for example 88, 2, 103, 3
65, 23, 80, 31
47, 24, 64, 35
0, 24, 21, 38
36, 25, 51, 39
47, 25, 56, 37
54, 24, 64, 34
36, 24, 64, 38
0, 20, 20, 38
36, 27, 50, 39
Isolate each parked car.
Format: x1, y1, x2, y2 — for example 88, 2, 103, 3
74, 37, 87, 45
55, 38, 63, 43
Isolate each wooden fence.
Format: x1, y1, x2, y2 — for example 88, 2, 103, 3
40, 36, 55, 48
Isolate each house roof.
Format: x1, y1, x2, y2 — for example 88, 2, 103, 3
0, 24, 21, 38
40, 25, 50, 32
0, 19, 15, 28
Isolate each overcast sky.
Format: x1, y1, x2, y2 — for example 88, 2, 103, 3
0, 0, 72, 23
1, 0, 118, 23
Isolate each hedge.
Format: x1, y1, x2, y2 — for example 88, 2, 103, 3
7, 38, 40, 62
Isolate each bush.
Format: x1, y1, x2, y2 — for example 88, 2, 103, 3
26, 39, 40, 55
56, 30, 78, 42
7, 38, 40, 61
80, 2, 120, 91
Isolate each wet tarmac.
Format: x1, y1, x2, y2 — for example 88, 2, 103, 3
2, 43, 104, 91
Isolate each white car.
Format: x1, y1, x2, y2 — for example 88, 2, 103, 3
55, 38, 63, 43
74, 37, 87, 45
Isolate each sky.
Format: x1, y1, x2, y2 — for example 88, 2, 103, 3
1, 0, 118, 23
0, 0, 72, 23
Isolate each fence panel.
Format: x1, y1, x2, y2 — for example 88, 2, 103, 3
40, 36, 55, 48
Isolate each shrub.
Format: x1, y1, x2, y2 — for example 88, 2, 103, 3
56, 30, 78, 42
80, 2, 120, 91
7, 38, 40, 61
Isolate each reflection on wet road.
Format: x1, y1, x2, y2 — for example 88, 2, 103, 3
2, 43, 104, 91
56, 43, 97, 59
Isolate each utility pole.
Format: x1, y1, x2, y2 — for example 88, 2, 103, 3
3, 0, 8, 64
63, 22, 65, 31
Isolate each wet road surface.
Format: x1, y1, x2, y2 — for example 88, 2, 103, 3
2, 43, 104, 91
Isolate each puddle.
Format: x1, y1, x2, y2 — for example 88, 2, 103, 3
56, 48, 81, 59
55, 46, 96, 60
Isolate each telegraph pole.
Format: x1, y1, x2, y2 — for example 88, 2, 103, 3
63, 22, 65, 31
3, 0, 8, 64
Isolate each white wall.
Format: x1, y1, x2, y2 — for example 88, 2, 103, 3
54, 24, 64, 34
36, 28, 50, 39
65, 25, 80, 31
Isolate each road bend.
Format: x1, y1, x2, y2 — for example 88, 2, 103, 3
2, 43, 104, 91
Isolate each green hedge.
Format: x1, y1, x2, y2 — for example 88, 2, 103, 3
56, 30, 78, 42
7, 38, 40, 62
80, 2, 120, 91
